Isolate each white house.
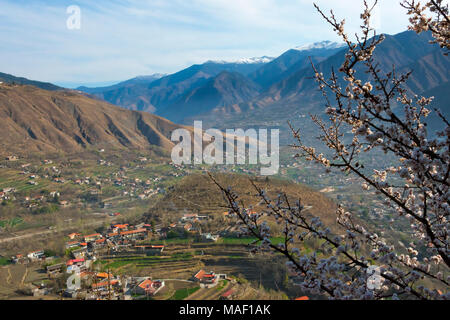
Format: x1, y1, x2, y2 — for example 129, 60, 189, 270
27, 250, 45, 260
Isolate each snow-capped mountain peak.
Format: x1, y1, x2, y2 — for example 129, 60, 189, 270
236, 56, 275, 64
206, 56, 275, 65
132, 73, 167, 80
294, 40, 346, 52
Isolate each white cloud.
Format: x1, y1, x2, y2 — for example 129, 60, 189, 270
0, 0, 410, 85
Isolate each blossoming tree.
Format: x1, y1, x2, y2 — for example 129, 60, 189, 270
212, 0, 449, 299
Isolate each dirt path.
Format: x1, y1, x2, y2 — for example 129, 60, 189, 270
0, 217, 113, 244
6, 267, 12, 284
20, 267, 28, 285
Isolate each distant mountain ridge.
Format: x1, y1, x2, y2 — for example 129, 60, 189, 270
76, 73, 166, 94
0, 72, 62, 91
194, 31, 450, 144
77, 60, 270, 114
74, 40, 353, 121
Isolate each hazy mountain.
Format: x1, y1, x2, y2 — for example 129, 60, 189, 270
158, 71, 261, 123
248, 41, 346, 90
279, 31, 446, 110
77, 59, 271, 114
190, 31, 449, 144
0, 83, 188, 155
75, 31, 448, 139
76, 73, 166, 94
0, 72, 62, 91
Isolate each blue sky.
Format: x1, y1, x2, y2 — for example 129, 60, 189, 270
0, 0, 410, 87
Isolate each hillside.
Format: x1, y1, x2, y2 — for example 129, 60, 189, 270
145, 173, 338, 229
0, 84, 188, 156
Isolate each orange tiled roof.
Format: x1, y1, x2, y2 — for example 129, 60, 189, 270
113, 224, 128, 229
96, 272, 113, 279
66, 258, 85, 266
138, 279, 153, 289
194, 270, 206, 280
120, 228, 146, 236
92, 280, 119, 288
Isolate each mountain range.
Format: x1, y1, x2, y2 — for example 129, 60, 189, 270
76, 58, 270, 114
0, 31, 448, 154
76, 32, 449, 140
76, 41, 347, 120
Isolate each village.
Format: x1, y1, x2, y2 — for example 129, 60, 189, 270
0, 150, 398, 301
4, 211, 253, 300
0, 153, 265, 216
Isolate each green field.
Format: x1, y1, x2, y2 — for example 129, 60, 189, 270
144, 237, 286, 246
0, 217, 23, 228
170, 286, 200, 300
0, 257, 11, 266
219, 237, 285, 245
97, 252, 195, 270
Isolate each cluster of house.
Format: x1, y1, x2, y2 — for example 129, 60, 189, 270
21, 191, 60, 208
62, 267, 167, 299
164, 213, 220, 241
11, 249, 48, 264
63, 222, 155, 258
113, 175, 164, 200
62, 270, 166, 299
1, 154, 183, 214
28, 222, 169, 299
11, 221, 158, 267
151, 212, 242, 241
98, 159, 112, 166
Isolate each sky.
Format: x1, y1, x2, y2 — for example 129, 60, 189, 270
0, 0, 411, 88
